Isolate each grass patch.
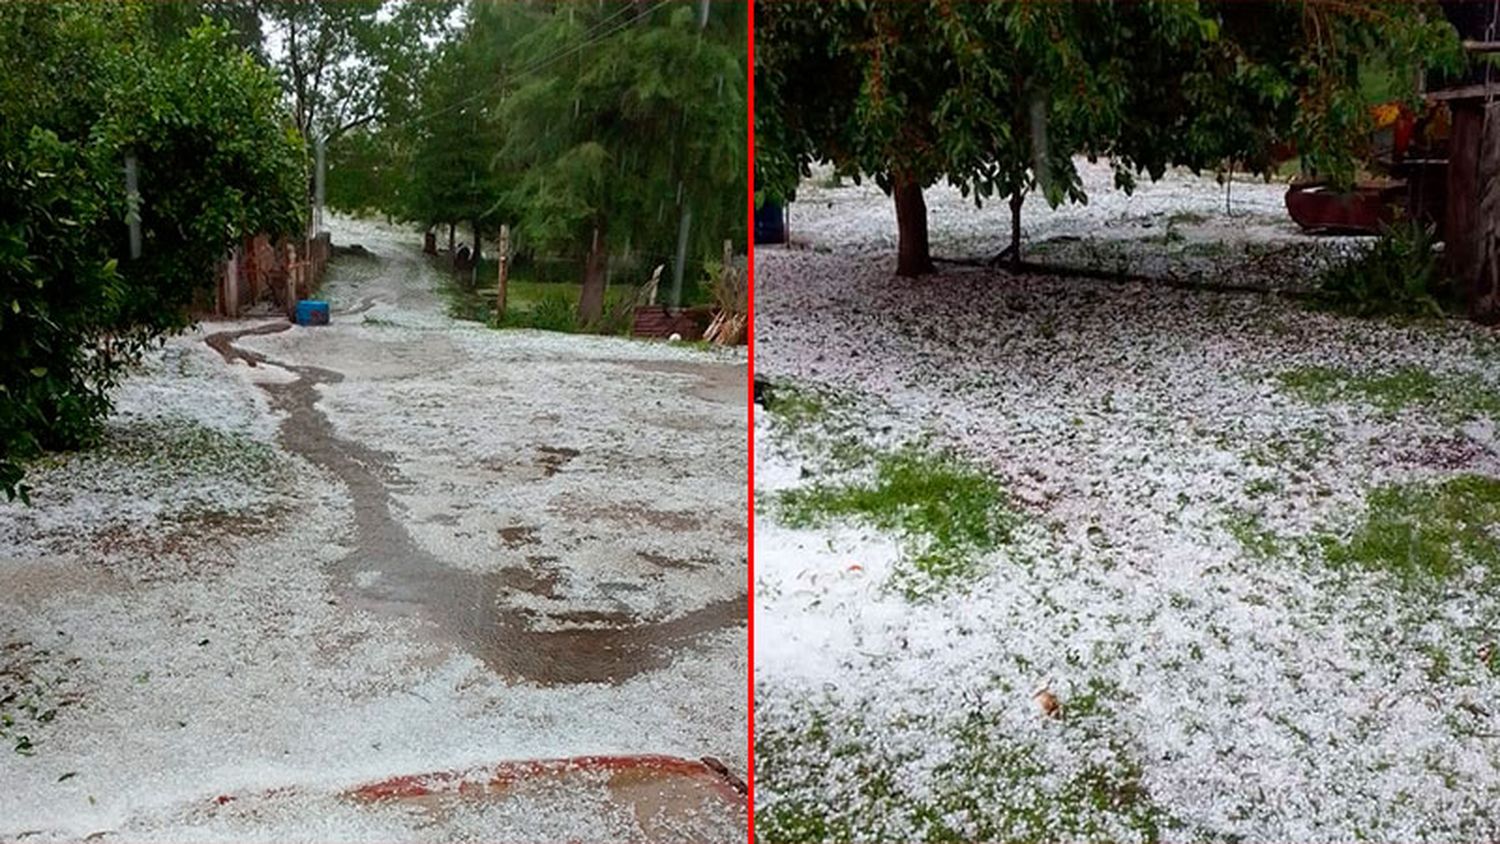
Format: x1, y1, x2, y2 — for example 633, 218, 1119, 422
28, 418, 290, 535
758, 380, 872, 469
756, 698, 1179, 843
38, 419, 282, 482
434, 268, 492, 324
1181, 240, 1232, 258
1320, 474, 1500, 588
496, 279, 632, 315
496, 289, 585, 333
777, 447, 1018, 598
1275, 366, 1500, 421
1226, 512, 1283, 561
760, 382, 833, 430
436, 263, 638, 334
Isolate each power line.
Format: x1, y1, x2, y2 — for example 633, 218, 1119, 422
411, 0, 658, 126
409, 0, 674, 127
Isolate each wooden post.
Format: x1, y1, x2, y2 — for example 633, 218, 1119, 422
246, 237, 261, 302
1447, 100, 1500, 322
224, 248, 239, 318
495, 224, 511, 320
285, 243, 297, 321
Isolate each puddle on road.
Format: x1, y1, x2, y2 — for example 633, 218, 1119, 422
207, 323, 744, 686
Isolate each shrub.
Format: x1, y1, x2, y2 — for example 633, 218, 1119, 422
496, 290, 578, 333
0, 130, 126, 502
0, 5, 305, 501
520, 291, 579, 333
1314, 216, 1450, 317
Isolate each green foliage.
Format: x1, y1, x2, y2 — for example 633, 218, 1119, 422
1314, 218, 1452, 317
760, 382, 833, 430
1275, 366, 1500, 421
0, 3, 304, 500
313, 2, 462, 215
498, 3, 745, 310
94, 21, 308, 328
778, 447, 1018, 597
437, 262, 632, 335
756, 0, 1461, 266
257, 0, 459, 144
383, 1, 746, 325
499, 291, 579, 334
1321, 475, 1500, 588
326, 126, 412, 217
0, 130, 121, 501
403, 32, 506, 244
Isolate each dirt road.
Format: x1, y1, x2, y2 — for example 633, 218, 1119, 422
0, 217, 747, 841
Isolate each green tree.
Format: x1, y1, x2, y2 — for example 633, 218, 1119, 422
254, 0, 460, 214
258, 1, 413, 141
407, 33, 509, 266
757, 0, 1459, 277
0, 3, 305, 500
325, 125, 412, 218
490, 0, 747, 324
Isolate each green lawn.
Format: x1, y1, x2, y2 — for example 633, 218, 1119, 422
439, 256, 715, 333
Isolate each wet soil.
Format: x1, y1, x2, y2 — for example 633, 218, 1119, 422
207, 322, 744, 686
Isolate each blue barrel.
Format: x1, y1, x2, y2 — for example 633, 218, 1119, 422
295, 300, 330, 326
755, 200, 787, 244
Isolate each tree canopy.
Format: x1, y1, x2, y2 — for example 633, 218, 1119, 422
327, 0, 748, 325
756, 0, 1463, 275
257, 0, 461, 145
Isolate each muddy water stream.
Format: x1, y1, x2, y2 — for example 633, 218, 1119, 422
206, 323, 744, 685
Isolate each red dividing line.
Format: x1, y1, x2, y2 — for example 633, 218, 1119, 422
744, 1, 758, 840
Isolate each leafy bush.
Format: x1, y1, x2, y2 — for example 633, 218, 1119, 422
1314, 217, 1451, 317
0, 4, 305, 501
499, 291, 578, 333
0, 131, 125, 502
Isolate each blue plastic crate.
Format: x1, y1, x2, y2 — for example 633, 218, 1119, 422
295, 300, 329, 326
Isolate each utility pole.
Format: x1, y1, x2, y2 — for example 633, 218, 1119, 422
670, 206, 692, 308
314, 135, 326, 237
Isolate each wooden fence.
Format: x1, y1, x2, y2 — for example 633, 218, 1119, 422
214, 232, 332, 318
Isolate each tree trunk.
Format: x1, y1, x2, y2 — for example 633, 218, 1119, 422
893, 175, 933, 277
578, 224, 608, 327
447, 223, 455, 254
471, 220, 482, 262
1449, 101, 1500, 323
1009, 191, 1025, 273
